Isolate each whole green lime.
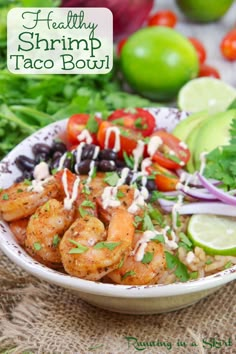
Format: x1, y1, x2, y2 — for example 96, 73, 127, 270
120, 27, 199, 101
176, 0, 234, 22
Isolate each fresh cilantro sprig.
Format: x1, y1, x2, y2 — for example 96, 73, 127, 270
165, 251, 190, 282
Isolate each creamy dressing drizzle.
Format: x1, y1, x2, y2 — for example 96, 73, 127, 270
199, 151, 207, 175
147, 136, 163, 157
58, 152, 67, 171
104, 126, 121, 152
28, 162, 52, 193
74, 142, 85, 174
86, 160, 96, 186
62, 169, 80, 210
171, 194, 184, 230
179, 141, 188, 149
186, 251, 195, 264
101, 167, 130, 209
92, 146, 100, 160
162, 226, 178, 250
132, 230, 157, 262
77, 129, 93, 144
132, 140, 145, 172
127, 186, 149, 214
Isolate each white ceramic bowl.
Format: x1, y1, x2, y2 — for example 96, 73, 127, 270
0, 108, 235, 314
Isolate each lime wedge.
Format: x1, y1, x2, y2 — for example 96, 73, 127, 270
178, 78, 236, 114
188, 214, 236, 255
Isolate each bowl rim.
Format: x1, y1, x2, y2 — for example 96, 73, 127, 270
0, 109, 236, 299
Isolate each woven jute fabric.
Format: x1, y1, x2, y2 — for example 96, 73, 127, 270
0, 250, 235, 354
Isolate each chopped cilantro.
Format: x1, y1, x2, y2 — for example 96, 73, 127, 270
104, 172, 119, 186
51, 168, 58, 175
151, 190, 178, 202
143, 137, 151, 144
119, 128, 129, 137
133, 215, 143, 228
2, 193, 9, 200
0, 188, 3, 193
52, 234, 60, 247
123, 151, 135, 169
134, 117, 143, 129
86, 114, 99, 133
142, 212, 154, 231
81, 200, 95, 209
224, 261, 233, 269
44, 201, 50, 212
94, 241, 121, 250
23, 179, 32, 186
117, 190, 125, 199
165, 251, 189, 282
68, 239, 88, 254
121, 270, 136, 280
151, 233, 165, 244
90, 166, 97, 179
189, 271, 198, 280
204, 118, 236, 189
141, 251, 154, 264
33, 242, 42, 251
82, 185, 91, 195
117, 256, 125, 269
17, 189, 24, 193
178, 232, 193, 252
31, 214, 38, 219
205, 259, 213, 265
78, 206, 89, 218
147, 204, 165, 227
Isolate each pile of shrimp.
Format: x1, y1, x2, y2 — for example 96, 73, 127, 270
0, 169, 166, 285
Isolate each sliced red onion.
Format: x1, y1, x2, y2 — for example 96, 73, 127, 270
158, 198, 175, 208
160, 201, 236, 217
176, 169, 220, 187
178, 202, 236, 217
177, 184, 218, 201
197, 173, 236, 206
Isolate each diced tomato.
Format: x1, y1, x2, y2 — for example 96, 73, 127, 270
147, 163, 179, 191
107, 108, 156, 137
150, 131, 190, 170
67, 113, 100, 145
220, 29, 236, 61
97, 121, 142, 158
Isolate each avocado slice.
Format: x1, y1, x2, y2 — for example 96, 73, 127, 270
172, 110, 209, 142
193, 109, 236, 170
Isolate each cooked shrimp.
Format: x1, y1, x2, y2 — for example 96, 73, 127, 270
96, 185, 143, 225
9, 218, 29, 246
0, 178, 60, 222
60, 209, 135, 280
107, 233, 166, 285
25, 199, 75, 265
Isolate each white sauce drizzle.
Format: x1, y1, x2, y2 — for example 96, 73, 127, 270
101, 167, 130, 209
199, 151, 207, 175
179, 141, 188, 150
104, 126, 121, 152
76, 142, 85, 165
162, 226, 179, 250
92, 145, 100, 160
147, 136, 163, 157
86, 160, 96, 186
62, 169, 80, 210
127, 186, 149, 214
132, 230, 157, 262
77, 129, 93, 144
132, 140, 145, 172
28, 162, 52, 193
58, 152, 67, 171
171, 194, 184, 230
33, 161, 50, 181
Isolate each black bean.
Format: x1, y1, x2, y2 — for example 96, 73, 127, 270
35, 152, 50, 164
76, 160, 98, 174
81, 144, 98, 160
98, 160, 116, 172
15, 170, 34, 182
116, 159, 127, 168
32, 143, 51, 156
49, 157, 60, 171
15, 155, 36, 172
52, 151, 63, 160
51, 141, 67, 154
125, 171, 134, 185
145, 179, 157, 192
98, 149, 117, 161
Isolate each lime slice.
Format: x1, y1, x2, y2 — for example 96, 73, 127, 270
188, 214, 236, 255
178, 78, 236, 114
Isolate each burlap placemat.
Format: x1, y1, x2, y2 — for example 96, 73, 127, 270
0, 250, 235, 354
